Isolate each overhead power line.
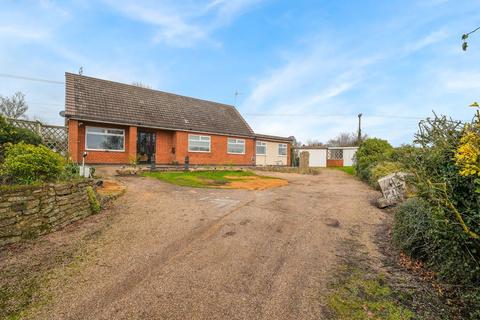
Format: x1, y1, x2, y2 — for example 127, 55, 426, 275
29, 102, 64, 107
0, 73, 64, 84
244, 113, 425, 120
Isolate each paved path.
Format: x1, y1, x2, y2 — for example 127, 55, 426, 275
32, 170, 386, 320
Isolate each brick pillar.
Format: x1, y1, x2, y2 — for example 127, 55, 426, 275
287, 143, 292, 166
68, 119, 79, 163
128, 126, 137, 163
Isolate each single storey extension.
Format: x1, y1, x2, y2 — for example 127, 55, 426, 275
64, 73, 292, 166
254, 134, 293, 166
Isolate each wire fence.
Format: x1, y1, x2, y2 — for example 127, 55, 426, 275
7, 118, 68, 154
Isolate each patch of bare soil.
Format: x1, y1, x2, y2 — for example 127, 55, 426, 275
96, 180, 126, 197
222, 175, 288, 190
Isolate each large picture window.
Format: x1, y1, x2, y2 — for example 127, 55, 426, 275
256, 141, 266, 155
85, 127, 125, 151
278, 143, 288, 156
227, 138, 245, 154
188, 134, 211, 152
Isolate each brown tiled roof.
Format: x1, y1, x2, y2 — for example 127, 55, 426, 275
64, 73, 254, 137
255, 133, 294, 143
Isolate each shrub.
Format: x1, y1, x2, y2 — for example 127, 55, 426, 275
0, 142, 64, 184
390, 144, 417, 163
369, 161, 404, 188
454, 123, 480, 193
393, 198, 434, 260
0, 115, 42, 146
355, 138, 393, 181
61, 162, 80, 180
86, 186, 101, 213
391, 114, 480, 318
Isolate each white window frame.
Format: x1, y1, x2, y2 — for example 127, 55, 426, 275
85, 126, 125, 152
227, 138, 246, 154
188, 134, 211, 153
278, 143, 288, 156
256, 141, 267, 155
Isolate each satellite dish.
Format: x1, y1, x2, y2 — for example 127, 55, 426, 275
59, 111, 65, 117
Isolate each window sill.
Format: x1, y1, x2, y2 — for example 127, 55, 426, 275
85, 149, 125, 152
188, 150, 211, 153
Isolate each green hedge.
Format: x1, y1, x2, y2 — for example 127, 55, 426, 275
355, 138, 393, 182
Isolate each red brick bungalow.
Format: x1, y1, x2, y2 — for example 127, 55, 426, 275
65, 73, 292, 166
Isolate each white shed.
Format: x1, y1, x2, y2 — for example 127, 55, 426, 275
297, 146, 358, 167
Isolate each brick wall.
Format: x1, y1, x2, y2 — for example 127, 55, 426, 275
68, 119, 79, 162
155, 130, 175, 164
326, 159, 344, 167
69, 121, 134, 164
0, 180, 95, 248
174, 131, 255, 165
68, 120, 275, 166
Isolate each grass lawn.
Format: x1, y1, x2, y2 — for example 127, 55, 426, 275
141, 170, 259, 188
332, 166, 356, 175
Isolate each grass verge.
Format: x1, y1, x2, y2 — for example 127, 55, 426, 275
328, 265, 415, 320
0, 248, 86, 320
331, 166, 356, 175
327, 238, 417, 320
0, 217, 110, 319
142, 170, 259, 188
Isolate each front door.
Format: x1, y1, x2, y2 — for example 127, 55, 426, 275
137, 131, 156, 164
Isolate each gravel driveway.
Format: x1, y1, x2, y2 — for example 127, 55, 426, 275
28, 169, 386, 319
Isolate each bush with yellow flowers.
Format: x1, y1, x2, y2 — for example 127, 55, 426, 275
455, 117, 480, 193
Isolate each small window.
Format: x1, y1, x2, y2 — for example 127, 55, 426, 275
188, 134, 211, 152
328, 149, 343, 160
256, 141, 266, 155
85, 126, 125, 151
227, 138, 245, 154
278, 143, 287, 156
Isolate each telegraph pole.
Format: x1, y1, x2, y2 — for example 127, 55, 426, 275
357, 113, 363, 143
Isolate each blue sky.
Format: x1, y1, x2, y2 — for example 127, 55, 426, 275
1, 0, 480, 145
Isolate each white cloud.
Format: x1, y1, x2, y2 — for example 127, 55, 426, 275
404, 29, 449, 53
240, 39, 381, 142
437, 70, 480, 90
0, 26, 49, 40
104, 0, 264, 47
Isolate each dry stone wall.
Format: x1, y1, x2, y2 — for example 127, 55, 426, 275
0, 179, 94, 248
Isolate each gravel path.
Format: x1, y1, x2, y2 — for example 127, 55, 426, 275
29, 169, 386, 319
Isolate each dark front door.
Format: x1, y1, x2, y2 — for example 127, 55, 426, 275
137, 131, 156, 164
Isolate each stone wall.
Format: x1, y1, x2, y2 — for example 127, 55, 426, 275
0, 179, 95, 248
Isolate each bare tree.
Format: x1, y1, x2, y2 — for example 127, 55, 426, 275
327, 132, 367, 147
132, 82, 151, 89
305, 139, 325, 147
0, 92, 28, 119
